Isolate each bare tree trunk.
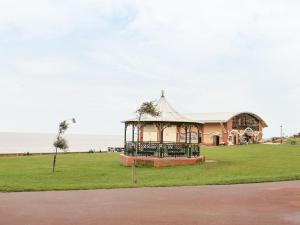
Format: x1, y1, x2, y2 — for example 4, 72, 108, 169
131, 159, 137, 183
132, 161, 134, 183
53, 129, 62, 173
132, 114, 141, 184
52, 147, 58, 173
135, 160, 137, 183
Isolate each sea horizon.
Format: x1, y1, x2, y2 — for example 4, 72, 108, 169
0, 132, 123, 154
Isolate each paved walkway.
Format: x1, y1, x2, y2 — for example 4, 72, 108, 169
1, 181, 300, 225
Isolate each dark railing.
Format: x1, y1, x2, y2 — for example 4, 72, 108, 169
124, 141, 200, 158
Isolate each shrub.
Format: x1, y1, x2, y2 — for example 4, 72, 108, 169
88, 149, 96, 153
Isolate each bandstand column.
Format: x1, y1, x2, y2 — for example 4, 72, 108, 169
124, 123, 127, 147
132, 124, 135, 142
160, 128, 164, 144
160, 126, 164, 158
156, 124, 164, 144
197, 126, 200, 144
156, 124, 164, 158
189, 125, 192, 144
184, 125, 188, 157
185, 125, 188, 143
176, 125, 180, 143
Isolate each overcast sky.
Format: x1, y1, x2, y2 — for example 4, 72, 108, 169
0, 0, 299, 138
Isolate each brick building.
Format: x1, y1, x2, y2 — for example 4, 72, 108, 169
186, 112, 267, 146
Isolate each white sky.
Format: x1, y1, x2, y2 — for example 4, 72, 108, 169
0, 0, 299, 138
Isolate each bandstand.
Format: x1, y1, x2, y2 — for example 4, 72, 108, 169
120, 92, 205, 167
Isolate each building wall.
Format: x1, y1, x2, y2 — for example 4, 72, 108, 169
143, 125, 158, 142
142, 125, 178, 142
140, 118, 265, 146
178, 126, 200, 144
221, 122, 228, 143
163, 126, 177, 142
202, 115, 265, 146
141, 124, 201, 143
202, 123, 224, 145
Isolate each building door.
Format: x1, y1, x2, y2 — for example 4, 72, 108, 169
213, 135, 220, 146
233, 135, 237, 144
198, 133, 202, 144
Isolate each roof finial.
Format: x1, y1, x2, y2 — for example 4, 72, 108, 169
161, 90, 165, 97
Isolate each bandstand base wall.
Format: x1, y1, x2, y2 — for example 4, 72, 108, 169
120, 154, 205, 168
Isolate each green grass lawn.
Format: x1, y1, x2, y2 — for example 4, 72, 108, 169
0, 144, 300, 192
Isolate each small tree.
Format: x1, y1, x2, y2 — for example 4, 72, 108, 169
136, 101, 160, 154
132, 101, 160, 183
52, 120, 73, 172
136, 101, 160, 119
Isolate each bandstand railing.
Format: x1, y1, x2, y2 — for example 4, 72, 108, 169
124, 141, 200, 158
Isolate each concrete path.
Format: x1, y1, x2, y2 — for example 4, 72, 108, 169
0, 181, 300, 225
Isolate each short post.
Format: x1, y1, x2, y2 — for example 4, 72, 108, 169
280, 125, 283, 144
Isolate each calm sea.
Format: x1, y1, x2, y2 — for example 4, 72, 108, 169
0, 132, 123, 154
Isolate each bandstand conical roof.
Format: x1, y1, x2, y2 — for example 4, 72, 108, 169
125, 91, 200, 124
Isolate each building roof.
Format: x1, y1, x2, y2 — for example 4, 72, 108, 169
124, 92, 199, 124
124, 92, 267, 127
185, 112, 268, 127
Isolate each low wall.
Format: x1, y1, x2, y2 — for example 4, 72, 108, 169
120, 154, 205, 168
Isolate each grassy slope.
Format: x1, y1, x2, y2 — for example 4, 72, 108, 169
287, 137, 300, 144
0, 144, 300, 192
